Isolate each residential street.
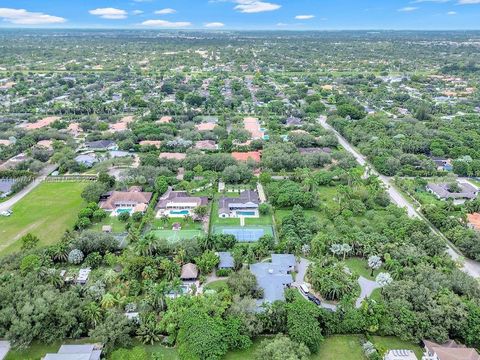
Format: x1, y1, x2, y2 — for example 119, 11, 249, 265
0, 164, 57, 213
318, 116, 480, 279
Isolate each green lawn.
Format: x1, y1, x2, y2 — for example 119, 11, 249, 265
371, 336, 423, 359
0, 182, 87, 255
91, 216, 126, 233
344, 257, 379, 280
152, 217, 203, 231
150, 229, 204, 243
314, 335, 366, 360
5, 339, 94, 360
204, 279, 228, 292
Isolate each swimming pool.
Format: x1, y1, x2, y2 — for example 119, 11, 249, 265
237, 211, 256, 216
116, 208, 133, 215
170, 210, 190, 215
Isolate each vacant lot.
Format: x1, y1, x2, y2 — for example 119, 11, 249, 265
0, 182, 87, 255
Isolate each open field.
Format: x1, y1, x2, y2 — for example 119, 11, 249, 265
0, 182, 87, 255
150, 229, 204, 243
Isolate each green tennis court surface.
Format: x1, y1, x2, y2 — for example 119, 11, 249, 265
212, 225, 274, 242
150, 229, 204, 243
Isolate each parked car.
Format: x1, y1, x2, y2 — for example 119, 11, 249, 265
1, 209, 13, 216
307, 293, 321, 306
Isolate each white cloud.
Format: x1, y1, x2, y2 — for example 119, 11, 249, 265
276, 22, 288, 26
205, 22, 225, 27
155, 8, 177, 15
398, 6, 419, 11
295, 15, 315, 20
89, 8, 127, 20
141, 19, 192, 27
234, 0, 281, 13
0, 8, 66, 25
447, 10, 457, 14
132, 10, 144, 15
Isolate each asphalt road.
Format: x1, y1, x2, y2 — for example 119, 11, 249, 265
318, 116, 480, 279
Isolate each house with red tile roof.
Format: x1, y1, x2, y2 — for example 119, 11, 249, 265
195, 140, 218, 151
195, 123, 216, 132
231, 151, 261, 163
159, 152, 186, 161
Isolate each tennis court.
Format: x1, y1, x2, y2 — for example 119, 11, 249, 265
150, 229, 204, 243
212, 225, 274, 242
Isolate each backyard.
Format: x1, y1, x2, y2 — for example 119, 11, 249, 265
0, 182, 87, 255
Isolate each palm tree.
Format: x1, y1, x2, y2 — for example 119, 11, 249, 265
367, 255, 382, 277
137, 314, 162, 345
135, 235, 159, 257
146, 283, 168, 311
100, 293, 117, 309
376, 272, 393, 294
83, 301, 103, 328
161, 259, 180, 281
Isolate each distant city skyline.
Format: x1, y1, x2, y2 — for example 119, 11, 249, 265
1, 0, 480, 30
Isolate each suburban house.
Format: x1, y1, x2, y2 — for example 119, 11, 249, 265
250, 254, 295, 307
195, 122, 216, 132
422, 339, 480, 360
243, 117, 264, 140
74, 154, 98, 168
156, 188, 208, 218
156, 116, 172, 124
195, 140, 218, 151
84, 140, 117, 151
219, 190, 260, 218
99, 186, 153, 216
467, 213, 480, 231
43, 344, 102, 360
285, 116, 303, 127
426, 182, 478, 204
139, 140, 162, 149
384, 350, 417, 360
180, 263, 199, 281
431, 158, 453, 172
217, 252, 235, 270
159, 152, 187, 161
231, 151, 261, 163
271, 254, 297, 273
298, 147, 332, 155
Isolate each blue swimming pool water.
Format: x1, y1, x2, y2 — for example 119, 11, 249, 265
170, 210, 189, 215
116, 208, 133, 214
237, 211, 256, 216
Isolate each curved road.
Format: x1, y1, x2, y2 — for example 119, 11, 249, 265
319, 116, 480, 279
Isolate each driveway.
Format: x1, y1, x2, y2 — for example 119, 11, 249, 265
355, 276, 381, 308
0, 164, 57, 213
318, 116, 480, 278
294, 258, 379, 311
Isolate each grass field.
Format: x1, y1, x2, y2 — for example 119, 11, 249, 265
150, 229, 204, 243
344, 257, 379, 280
0, 182, 87, 255
314, 335, 366, 360
13, 335, 421, 360
204, 279, 228, 292
371, 336, 423, 358
91, 216, 126, 233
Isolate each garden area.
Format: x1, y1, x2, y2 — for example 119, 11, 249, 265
0, 182, 87, 255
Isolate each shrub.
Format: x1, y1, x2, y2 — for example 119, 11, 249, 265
68, 249, 84, 264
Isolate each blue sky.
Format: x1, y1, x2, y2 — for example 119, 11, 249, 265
1, 0, 480, 30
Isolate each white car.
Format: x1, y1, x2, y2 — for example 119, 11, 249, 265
0, 209, 12, 217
